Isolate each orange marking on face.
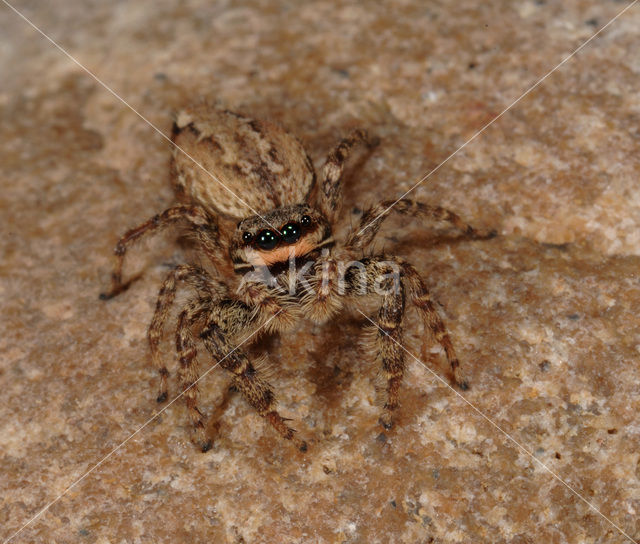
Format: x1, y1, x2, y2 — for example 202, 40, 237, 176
252, 237, 316, 266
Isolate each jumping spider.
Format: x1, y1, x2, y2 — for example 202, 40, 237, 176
101, 104, 494, 452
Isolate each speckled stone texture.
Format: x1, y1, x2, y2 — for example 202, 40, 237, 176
1, 1, 639, 543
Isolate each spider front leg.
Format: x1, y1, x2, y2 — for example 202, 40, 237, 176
199, 304, 308, 452
149, 264, 226, 403
100, 204, 222, 300
349, 256, 468, 429
346, 198, 496, 251
300, 253, 345, 322
318, 129, 379, 223
340, 258, 407, 429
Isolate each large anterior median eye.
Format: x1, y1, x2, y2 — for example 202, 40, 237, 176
256, 229, 279, 250
280, 222, 301, 244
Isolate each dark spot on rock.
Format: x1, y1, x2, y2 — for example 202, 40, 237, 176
390, 500, 397, 508
585, 18, 598, 27
542, 242, 571, 251
555, 452, 562, 459
376, 432, 387, 444
468, 62, 477, 69
607, 428, 618, 434
539, 360, 551, 371
567, 313, 580, 321
333, 67, 350, 78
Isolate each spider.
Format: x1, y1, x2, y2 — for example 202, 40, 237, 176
101, 103, 495, 452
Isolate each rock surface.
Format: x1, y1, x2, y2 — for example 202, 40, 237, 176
1, 1, 639, 543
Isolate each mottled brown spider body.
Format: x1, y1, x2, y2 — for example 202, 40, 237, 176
101, 104, 494, 452
171, 105, 315, 218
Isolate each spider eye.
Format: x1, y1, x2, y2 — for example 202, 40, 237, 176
256, 229, 279, 250
300, 215, 311, 226
280, 222, 301, 244
242, 232, 253, 243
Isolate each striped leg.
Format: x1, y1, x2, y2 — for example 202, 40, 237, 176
148, 265, 226, 403
176, 299, 212, 451
100, 205, 221, 300
400, 260, 468, 389
200, 312, 307, 452
340, 257, 407, 428
374, 285, 406, 429
350, 256, 468, 429
318, 129, 379, 222
346, 198, 496, 251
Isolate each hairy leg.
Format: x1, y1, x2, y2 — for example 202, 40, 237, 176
338, 257, 407, 428
344, 256, 467, 428
300, 253, 345, 323
398, 259, 469, 389
175, 299, 213, 451
318, 129, 379, 223
236, 279, 300, 333
346, 198, 496, 251
100, 204, 222, 299
149, 264, 226, 403
200, 304, 307, 452
373, 284, 406, 429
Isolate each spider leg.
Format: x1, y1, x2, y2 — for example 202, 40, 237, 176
100, 204, 222, 299
398, 258, 469, 389
149, 264, 226, 403
346, 198, 496, 251
342, 256, 467, 429
236, 279, 300, 333
338, 257, 407, 429
175, 298, 214, 451
372, 284, 406, 429
200, 304, 308, 452
318, 129, 378, 222
300, 254, 344, 323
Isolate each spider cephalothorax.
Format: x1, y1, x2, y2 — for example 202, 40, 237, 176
101, 103, 495, 452
230, 204, 332, 272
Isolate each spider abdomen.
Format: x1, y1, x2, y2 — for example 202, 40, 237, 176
171, 104, 316, 219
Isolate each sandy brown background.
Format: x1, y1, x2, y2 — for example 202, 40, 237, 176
1, 1, 639, 543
